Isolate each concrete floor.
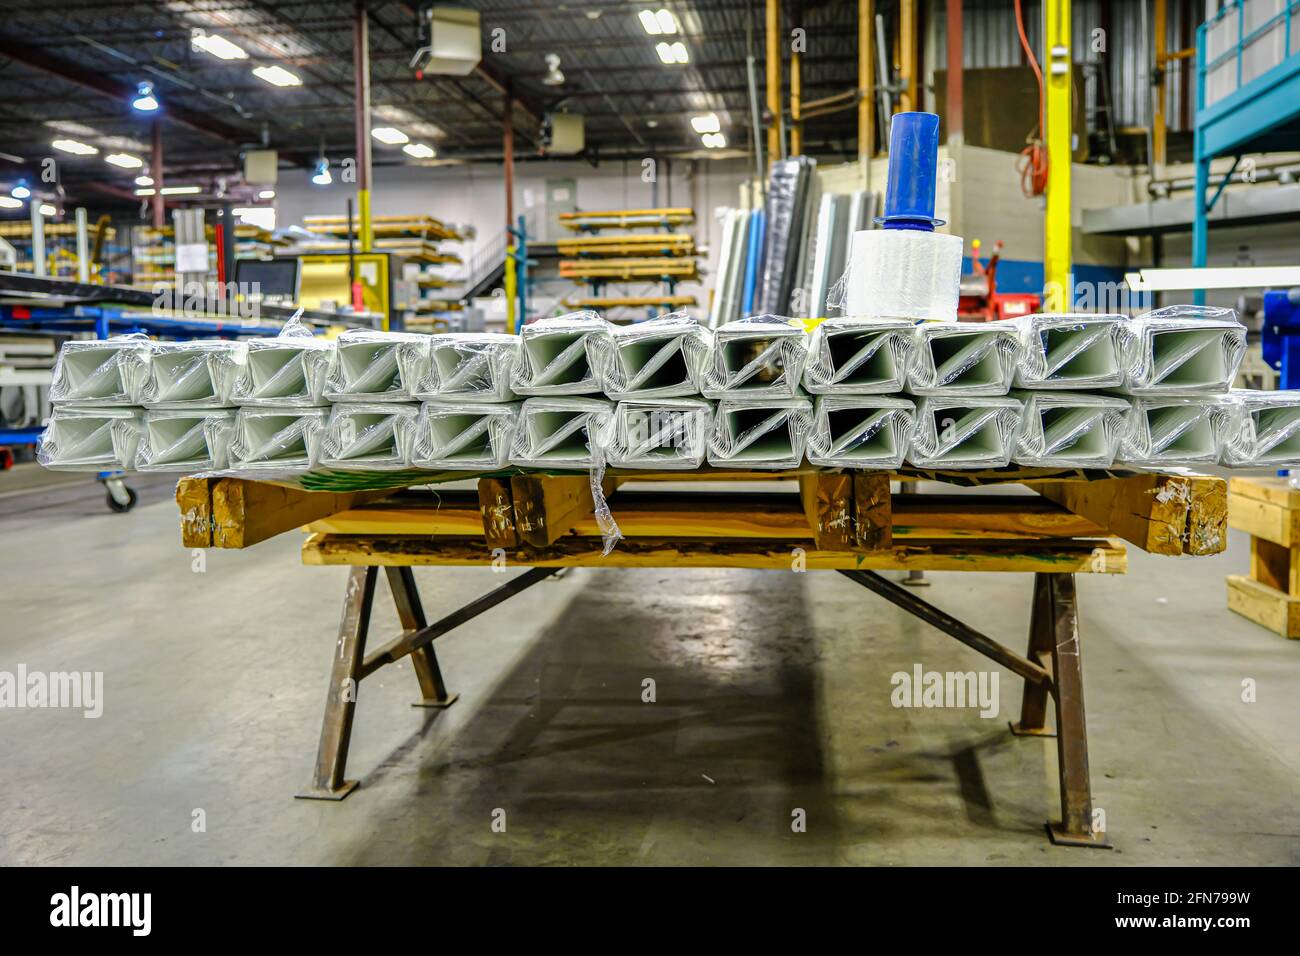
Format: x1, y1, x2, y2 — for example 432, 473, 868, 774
1, 465, 1296, 866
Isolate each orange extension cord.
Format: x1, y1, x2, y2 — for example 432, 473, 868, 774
1014, 0, 1049, 197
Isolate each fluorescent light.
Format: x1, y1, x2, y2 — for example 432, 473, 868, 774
258, 189, 276, 199
656, 9, 677, 33
702, 132, 727, 149
656, 41, 688, 64
39, 203, 56, 216
232, 206, 276, 230
135, 175, 153, 186
191, 29, 247, 60
253, 65, 301, 87
131, 82, 159, 112
371, 127, 409, 145
403, 142, 436, 159
691, 113, 720, 134
135, 188, 156, 196
52, 138, 98, 156
638, 9, 663, 34
1126, 266, 1300, 292
105, 153, 144, 169
10, 183, 30, 199
0, 196, 21, 209
160, 185, 201, 196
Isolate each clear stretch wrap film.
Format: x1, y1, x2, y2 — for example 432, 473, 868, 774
140, 340, 244, 408
588, 312, 712, 399
1218, 390, 1300, 466
228, 406, 331, 474
1011, 391, 1130, 468
1117, 396, 1232, 466
135, 408, 236, 472
411, 401, 521, 470
228, 318, 332, 407
1013, 313, 1132, 389
907, 321, 1021, 396
319, 402, 419, 471
907, 395, 1023, 468
37, 406, 143, 471
828, 229, 964, 321
324, 328, 428, 402
607, 398, 713, 469
1122, 305, 1246, 394
49, 335, 152, 406
415, 332, 519, 403
802, 317, 914, 394
701, 316, 809, 399
511, 311, 612, 396
806, 394, 915, 469
707, 395, 814, 470
510, 396, 616, 469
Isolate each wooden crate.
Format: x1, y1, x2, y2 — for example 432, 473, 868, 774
1227, 475, 1300, 639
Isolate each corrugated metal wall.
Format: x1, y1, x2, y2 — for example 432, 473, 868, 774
932, 0, 1200, 134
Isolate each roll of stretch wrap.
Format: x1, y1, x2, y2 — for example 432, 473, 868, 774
842, 228, 963, 321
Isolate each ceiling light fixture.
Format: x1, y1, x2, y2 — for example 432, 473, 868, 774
252, 65, 301, 87
701, 132, 727, 149
39, 203, 57, 216
105, 153, 144, 169
691, 113, 720, 134
10, 182, 31, 199
543, 53, 565, 86
131, 82, 159, 112
639, 8, 676, 34
134, 188, 157, 196
656, 41, 688, 64
0, 196, 21, 209
160, 185, 201, 196
371, 127, 409, 145
311, 157, 332, 186
191, 29, 247, 60
258, 189, 276, 199
135, 175, 154, 187
402, 142, 436, 159
52, 138, 99, 156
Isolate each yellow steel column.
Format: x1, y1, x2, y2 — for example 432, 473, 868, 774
858, 0, 874, 165
1153, 0, 1168, 170
899, 0, 917, 112
1044, 0, 1072, 309
766, 0, 782, 164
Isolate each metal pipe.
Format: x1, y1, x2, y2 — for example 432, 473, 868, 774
875, 14, 893, 142
29, 200, 45, 277
1153, 0, 1168, 170
352, 0, 373, 254
900, 0, 917, 112
791, 6, 803, 156
859, 0, 875, 166
946, 0, 963, 145
151, 120, 164, 230
75, 207, 89, 283
766, 0, 781, 164
503, 88, 515, 230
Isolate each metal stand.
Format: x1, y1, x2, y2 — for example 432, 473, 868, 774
296, 565, 557, 800
839, 569, 1111, 848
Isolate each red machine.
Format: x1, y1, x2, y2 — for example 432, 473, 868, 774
957, 239, 1041, 322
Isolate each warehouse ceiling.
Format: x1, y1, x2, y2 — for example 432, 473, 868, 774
0, 0, 881, 205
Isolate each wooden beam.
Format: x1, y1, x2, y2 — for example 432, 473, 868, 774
853, 472, 892, 551
477, 477, 519, 548
303, 533, 1126, 574
175, 476, 216, 549
209, 479, 388, 549
800, 471, 856, 549
1034, 473, 1227, 556
509, 474, 612, 547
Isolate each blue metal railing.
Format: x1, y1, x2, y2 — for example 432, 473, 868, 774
1199, 0, 1300, 113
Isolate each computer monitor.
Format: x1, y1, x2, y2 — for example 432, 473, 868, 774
234, 257, 301, 304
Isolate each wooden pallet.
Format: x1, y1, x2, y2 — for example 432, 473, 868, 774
1226, 475, 1300, 638
558, 257, 699, 281
302, 214, 463, 242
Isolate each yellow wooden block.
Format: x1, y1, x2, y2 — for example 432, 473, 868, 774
1226, 574, 1300, 639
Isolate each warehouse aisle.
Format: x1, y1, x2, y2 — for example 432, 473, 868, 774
1, 479, 1296, 866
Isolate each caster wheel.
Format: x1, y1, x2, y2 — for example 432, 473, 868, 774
106, 485, 138, 513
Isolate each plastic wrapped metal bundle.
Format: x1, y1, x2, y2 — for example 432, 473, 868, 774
908, 321, 1021, 396
1118, 396, 1231, 466
806, 394, 915, 469
1218, 390, 1300, 466
511, 311, 611, 396
135, 408, 236, 472
140, 340, 244, 408
1014, 313, 1131, 389
1012, 391, 1130, 468
319, 402, 419, 471
228, 323, 332, 407
415, 332, 519, 403
758, 156, 816, 314
1122, 305, 1246, 394
49, 335, 152, 406
510, 397, 615, 468
228, 406, 330, 474
588, 312, 711, 399
803, 317, 914, 394
701, 316, 808, 399
907, 395, 1023, 468
607, 398, 713, 469
411, 401, 521, 470
324, 328, 428, 402
707, 395, 814, 470
37, 406, 143, 471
